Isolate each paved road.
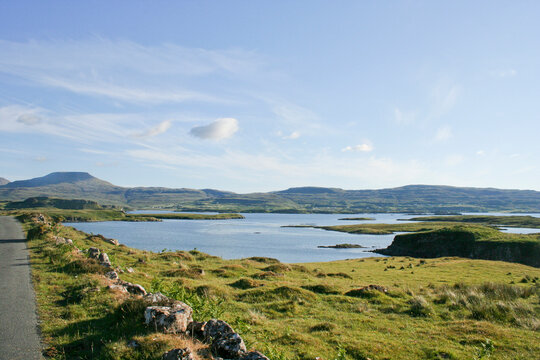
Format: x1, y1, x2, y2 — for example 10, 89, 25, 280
0, 216, 42, 359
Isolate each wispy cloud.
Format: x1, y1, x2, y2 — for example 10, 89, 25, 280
190, 118, 239, 140
282, 131, 300, 140
135, 120, 172, 138
342, 143, 374, 152
0, 38, 266, 105
0, 104, 178, 145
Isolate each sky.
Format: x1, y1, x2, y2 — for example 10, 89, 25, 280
0, 1, 539, 192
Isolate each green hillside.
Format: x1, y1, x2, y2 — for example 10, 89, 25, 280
2, 172, 540, 213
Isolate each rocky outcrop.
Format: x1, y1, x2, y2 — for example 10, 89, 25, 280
145, 304, 193, 334
105, 271, 119, 280
54, 236, 73, 245
211, 331, 246, 358
98, 252, 112, 267
88, 247, 100, 259
162, 348, 194, 360
375, 227, 540, 268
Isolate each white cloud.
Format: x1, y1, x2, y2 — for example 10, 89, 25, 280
434, 125, 452, 142
17, 113, 42, 125
342, 143, 374, 152
282, 131, 300, 140
476, 150, 485, 156
135, 120, 172, 138
190, 118, 239, 140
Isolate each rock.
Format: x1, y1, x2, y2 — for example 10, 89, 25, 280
162, 348, 194, 360
123, 282, 147, 295
144, 304, 193, 333
54, 236, 73, 245
203, 319, 235, 341
115, 266, 124, 274
127, 340, 139, 348
107, 284, 128, 293
105, 271, 119, 280
88, 247, 100, 259
126, 267, 135, 273
106, 238, 120, 246
211, 332, 247, 358
99, 252, 112, 267
186, 321, 206, 339
143, 292, 170, 305
240, 351, 270, 360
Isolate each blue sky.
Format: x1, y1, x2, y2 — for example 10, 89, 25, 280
0, 1, 539, 192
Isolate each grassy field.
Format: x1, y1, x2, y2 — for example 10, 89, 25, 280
0, 208, 244, 222
407, 215, 540, 228
22, 212, 540, 360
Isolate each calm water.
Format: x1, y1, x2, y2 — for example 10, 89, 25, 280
65, 212, 540, 263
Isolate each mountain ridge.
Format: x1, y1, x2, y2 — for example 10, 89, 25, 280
1, 172, 540, 213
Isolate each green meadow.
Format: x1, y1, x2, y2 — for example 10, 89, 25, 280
20, 211, 540, 360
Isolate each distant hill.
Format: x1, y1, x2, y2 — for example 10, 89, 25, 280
1, 172, 540, 213
5, 196, 105, 210
0, 172, 126, 205
0, 177, 9, 186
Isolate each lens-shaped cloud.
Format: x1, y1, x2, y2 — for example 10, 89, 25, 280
190, 118, 239, 140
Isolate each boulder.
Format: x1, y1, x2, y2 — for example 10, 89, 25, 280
123, 282, 147, 295
107, 284, 128, 293
162, 348, 194, 360
211, 332, 246, 358
106, 238, 120, 246
186, 321, 206, 340
143, 292, 170, 305
88, 247, 100, 259
105, 271, 119, 280
144, 304, 193, 333
126, 267, 135, 273
203, 319, 235, 341
53, 236, 73, 246
99, 252, 112, 267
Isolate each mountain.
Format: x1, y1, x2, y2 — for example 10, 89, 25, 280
0, 177, 9, 186
0, 172, 126, 205
1, 172, 540, 213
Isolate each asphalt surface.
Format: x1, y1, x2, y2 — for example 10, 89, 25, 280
0, 216, 42, 359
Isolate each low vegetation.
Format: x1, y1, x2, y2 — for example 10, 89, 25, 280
407, 215, 540, 228
0, 208, 244, 222
22, 211, 540, 359
376, 225, 540, 267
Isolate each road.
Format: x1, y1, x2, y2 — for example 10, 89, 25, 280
0, 216, 42, 359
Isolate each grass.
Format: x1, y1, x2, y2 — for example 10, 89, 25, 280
23, 212, 540, 359
0, 208, 244, 222
407, 215, 540, 228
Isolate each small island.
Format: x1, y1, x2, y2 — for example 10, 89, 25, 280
338, 217, 375, 221
318, 243, 366, 248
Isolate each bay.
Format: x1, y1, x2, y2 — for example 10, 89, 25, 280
65, 212, 540, 263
